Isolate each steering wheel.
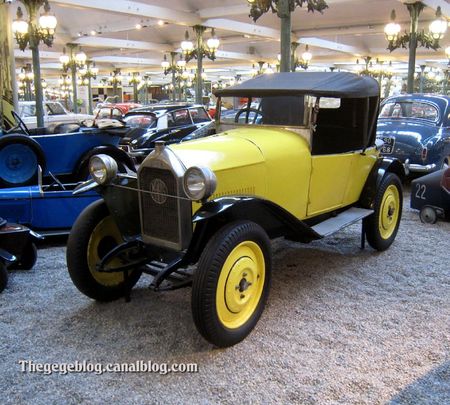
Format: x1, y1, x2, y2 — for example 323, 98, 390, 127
234, 108, 263, 124
9, 111, 31, 136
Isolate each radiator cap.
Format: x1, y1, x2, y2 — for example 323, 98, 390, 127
155, 141, 165, 153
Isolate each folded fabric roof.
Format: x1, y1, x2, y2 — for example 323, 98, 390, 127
214, 72, 379, 99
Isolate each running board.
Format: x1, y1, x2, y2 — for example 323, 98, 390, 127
312, 207, 373, 237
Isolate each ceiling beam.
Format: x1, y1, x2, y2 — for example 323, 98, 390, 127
203, 18, 280, 40
74, 36, 169, 52
14, 49, 62, 59
198, 5, 250, 19
297, 37, 367, 56
91, 55, 162, 66
53, 0, 201, 26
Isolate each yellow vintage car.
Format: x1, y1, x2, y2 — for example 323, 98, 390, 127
67, 72, 404, 347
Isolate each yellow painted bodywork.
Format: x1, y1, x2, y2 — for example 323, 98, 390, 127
171, 127, 378, 221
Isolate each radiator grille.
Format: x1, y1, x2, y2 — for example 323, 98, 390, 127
139, 167, 179, 244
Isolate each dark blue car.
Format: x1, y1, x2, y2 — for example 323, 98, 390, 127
377, 94, 450, 175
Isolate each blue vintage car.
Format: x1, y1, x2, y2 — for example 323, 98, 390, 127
377, 94, 450, 175
0, 111, 133, 188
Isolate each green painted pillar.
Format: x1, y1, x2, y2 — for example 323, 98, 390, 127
406, 2, 423, 94
278, 0, 292, 73
87, 76, 93, 115
194, 26, 206, 105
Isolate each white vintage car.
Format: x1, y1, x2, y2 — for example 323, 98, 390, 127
18, 101, 93, 130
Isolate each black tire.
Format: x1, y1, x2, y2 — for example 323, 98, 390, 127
9, 242, 37, 270
66, 200, 141, 301
419, 206, 437, 224
0, 262, 8, 293
0, 134, 46, 187
364, 173, 403, 251
192, 220, 272, 347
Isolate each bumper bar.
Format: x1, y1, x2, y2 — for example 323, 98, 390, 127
404, 159, 436, 175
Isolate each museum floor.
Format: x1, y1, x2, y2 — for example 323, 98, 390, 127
1, 187, 448, 404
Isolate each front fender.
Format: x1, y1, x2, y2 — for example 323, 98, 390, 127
185, 196, 321, 264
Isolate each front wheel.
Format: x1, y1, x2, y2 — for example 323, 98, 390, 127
192, 221, 272, 347
66, 200, 141, 301
364, 173, 403, 251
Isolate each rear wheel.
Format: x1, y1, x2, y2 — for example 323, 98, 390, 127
0, 134, 46, 187
0, 262, 8, 293
364, 173, 403, 251
67, 200, 141, 301
192, 221, 271, 347
419, 206, 437, 224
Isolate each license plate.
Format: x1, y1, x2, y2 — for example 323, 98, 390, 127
381, 136, 395, 154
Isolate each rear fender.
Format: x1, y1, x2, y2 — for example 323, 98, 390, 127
359, 158, 405, 209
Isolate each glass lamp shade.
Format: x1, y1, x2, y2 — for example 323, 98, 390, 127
429, 18, 447, 40
65, 77, 71, 85
207, 37, 220, 51
177, 59, 187, 68
181, 71, 189, 80
75, 51, 87, 65
91, 66, 99, 75
302, 50, 312, 63
39, 14, 57, 31
18, 72, 26, 80
384, 22, 401, 41
26, 72, 34, 81
181, 39, 194, 52
12, 19, 29, 35
59, 54, 70, 65
201, 72, 207, 80
78, 68, 87, 75
161, 60, 170, 69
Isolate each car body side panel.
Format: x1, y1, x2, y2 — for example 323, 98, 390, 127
32, 131, 121, 175
172, 127, 312, 219
0, 186, 99, 229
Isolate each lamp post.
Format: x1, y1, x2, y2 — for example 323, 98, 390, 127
161, 52, 186, 101
60, 44, 86, 113
11, 0, 57, 127
18, 64, 34, 101
140, 75, 152, 104
384, 4, 448, 93
247, 0, 328, 72
128, 72, 141, 103
58, 73, 71, 109
181, 26, 220, 104
79, 61, 98, 114
108, 69, 122, 101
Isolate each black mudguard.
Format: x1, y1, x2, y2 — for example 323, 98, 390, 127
359, 157, 405, 209
184, 197, 321, 264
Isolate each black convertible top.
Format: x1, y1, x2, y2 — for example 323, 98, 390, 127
214, 72, 379, 99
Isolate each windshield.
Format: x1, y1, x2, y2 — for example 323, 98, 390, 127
46, 102, 67, 115
379, 100, 439, 122
124, 114, 157, 129
19, 104, 36, 117
219, 96, 310, 127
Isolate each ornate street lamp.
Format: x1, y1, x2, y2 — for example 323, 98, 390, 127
161, 52, 186, 101
384, 4, 448, 93
181, 26, 220, 104
108, 69, 123, 101
139, 75, 153, 104
12, 0, 58, 127
247, 0, 328, 72
293, 45, 312, 70
60, 44, 87, 113
78, 61, 98, 114
128, 72, 141, 103
17, 64, 34, 101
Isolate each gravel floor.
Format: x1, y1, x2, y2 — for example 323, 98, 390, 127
1, 188, 449, 404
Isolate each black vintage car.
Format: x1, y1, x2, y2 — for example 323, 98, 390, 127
120, 103, 215, 158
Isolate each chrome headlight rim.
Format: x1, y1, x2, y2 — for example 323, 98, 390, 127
183, 166, 217, 201
89, 154, 118, 185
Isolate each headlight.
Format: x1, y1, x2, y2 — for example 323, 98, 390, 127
89, 154, 118, 185
183, 166, 217, 201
